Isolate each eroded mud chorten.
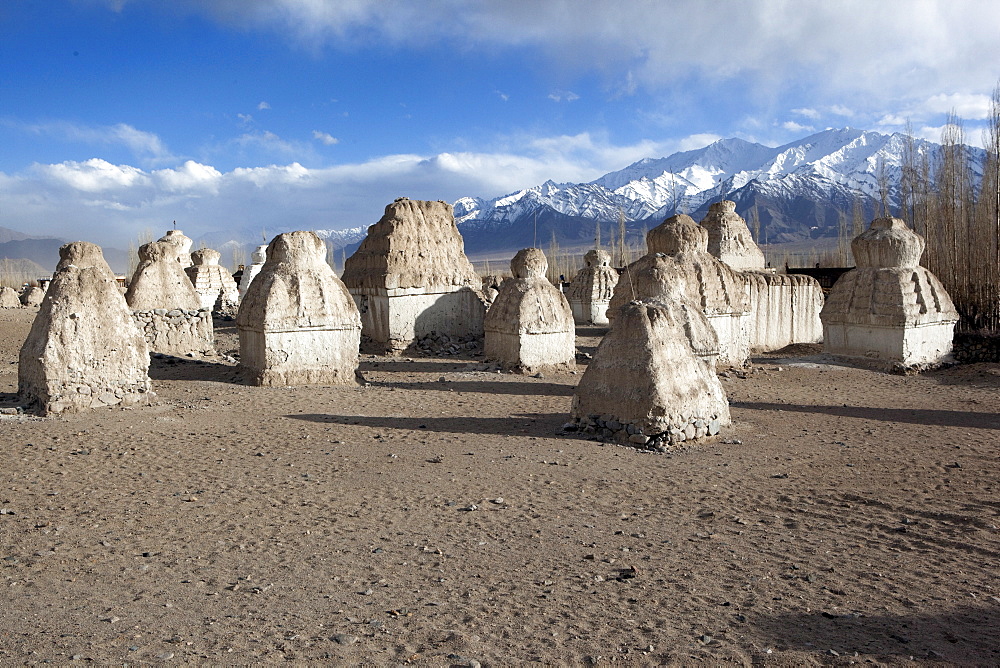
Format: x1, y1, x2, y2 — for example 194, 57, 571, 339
185, 248, 239, 312
18, 242, 154, 414
158, 229, 194, 269
571, 298, 730, 450
0, 286, 21, 308
699, 200, 766, 272
821, 216, 958, 369
609, 214, 750, 365
567, 249, 619, 325
125, 237, 214, 356
484, 248, 575, 372
20, 286, 46, 307
238, 244, 268, 298
237, 231, 362, 386
342, 198, 486, 352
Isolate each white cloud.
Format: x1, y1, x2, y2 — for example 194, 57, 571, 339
312, 130, 340, 145
792, 108, 820, 119
920, 93, 992, 119
2, 127, 731, 249
34, 158, 149, 192
158, 0, 999, 130
14, 121, 172, 163
153, 160, 223, 193
234, 129, 300, 156
782, 121, 815, 134
257, 101, 271, 110
876, 114, 908, 128
677, 133, 722, 151
548, 90, 580, 103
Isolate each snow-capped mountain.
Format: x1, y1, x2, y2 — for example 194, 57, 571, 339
454, 128, 985, 254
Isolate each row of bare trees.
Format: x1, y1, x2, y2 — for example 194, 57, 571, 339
898, 84, 1000, 332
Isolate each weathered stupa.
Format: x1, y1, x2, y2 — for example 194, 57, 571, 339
158, 229, 194, 269
566, 249, 619, 325
484, 248, 575, 372
481, 274, 504, 306
699, 200, 766, 271
695, 201, 824, 352
20, 286, 46, 307
125, 239, 214, 356
609, 214, 750, 365
821, 216, 959, 369
18, 242, 154, 414
185, 248, 239, 312
570, 296, 730, 450
237, 231, 362, 386
0, 286, 21, 308
342, 198, 487, 352
238, 244, 268, 297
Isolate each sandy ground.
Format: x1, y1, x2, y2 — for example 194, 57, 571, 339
1, 306, 999, 666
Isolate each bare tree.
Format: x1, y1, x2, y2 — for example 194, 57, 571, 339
617, 207, 627, 268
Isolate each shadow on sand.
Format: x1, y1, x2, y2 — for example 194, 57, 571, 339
364, 378, 576, 397
285, 412, 570, 438
731, 400, 1000, 430
751, 605, 1000, 664
147, 355, 242, 384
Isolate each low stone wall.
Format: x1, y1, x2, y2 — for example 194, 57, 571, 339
953, 332, 1000, 363
39, 378, 156, 415
132, 307, 214, 356
744, 272, 824, 352
569, 412, 723, 452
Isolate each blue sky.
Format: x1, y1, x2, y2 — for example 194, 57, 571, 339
2, 0, 999, 247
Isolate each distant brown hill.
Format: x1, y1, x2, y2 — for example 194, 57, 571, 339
0, 257, 48, 286
0, 232, 130, 274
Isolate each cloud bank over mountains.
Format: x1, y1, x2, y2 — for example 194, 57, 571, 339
2, 129, 694, 245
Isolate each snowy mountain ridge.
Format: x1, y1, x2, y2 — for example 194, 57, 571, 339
453, 128, 982, 252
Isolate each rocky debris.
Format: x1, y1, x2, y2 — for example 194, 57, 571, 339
17, 241, 155, 415
237, 231, 362, 386
481, 274, 503, 305
414, 331, 481, 356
